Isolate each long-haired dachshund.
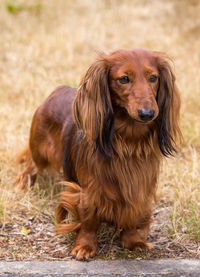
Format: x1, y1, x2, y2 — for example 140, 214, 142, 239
17, 49, 181, 260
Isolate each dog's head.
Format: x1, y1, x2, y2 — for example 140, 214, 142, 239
73, 49, 181, 158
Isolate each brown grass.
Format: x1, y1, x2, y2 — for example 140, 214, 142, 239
0, 0, 199, 259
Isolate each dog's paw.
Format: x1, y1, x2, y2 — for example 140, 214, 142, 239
71, 244, 96, 261
120, 232, 153, 252
130, 241, 153, 251
120, 228, 153, 252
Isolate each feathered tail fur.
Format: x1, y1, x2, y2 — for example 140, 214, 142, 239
55, 182, 83, 234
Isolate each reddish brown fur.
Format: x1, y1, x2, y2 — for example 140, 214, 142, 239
16, 49, 181, 260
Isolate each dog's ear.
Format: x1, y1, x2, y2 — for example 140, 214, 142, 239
73, 58, 114, 158
156, 54, 182, 157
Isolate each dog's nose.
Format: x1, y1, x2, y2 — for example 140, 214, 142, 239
138, 109, 155, 122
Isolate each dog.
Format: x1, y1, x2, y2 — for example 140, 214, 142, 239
17, 49, 181, 260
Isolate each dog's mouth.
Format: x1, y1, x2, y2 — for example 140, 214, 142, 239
133, 116, 158, 124
133, 118, 151, 124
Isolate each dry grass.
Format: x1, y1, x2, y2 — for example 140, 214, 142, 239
0, 0, 199, 259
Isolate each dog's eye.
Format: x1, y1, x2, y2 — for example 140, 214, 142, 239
118, 76, 130, 84
149, 75, 158, 83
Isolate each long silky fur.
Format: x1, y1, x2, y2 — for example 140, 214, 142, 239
73, 59, 114, 158
57, 127, 160, 232
156, 55, 181, 156
56, 182, 82, 234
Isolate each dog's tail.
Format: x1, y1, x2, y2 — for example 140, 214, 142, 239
16, 145, 30, 164
55, 182, 83, 234
15, 145, 38, 191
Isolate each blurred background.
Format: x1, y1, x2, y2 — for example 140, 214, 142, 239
0, 0, 199, 259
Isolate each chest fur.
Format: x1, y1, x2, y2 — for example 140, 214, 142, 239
84, 151, 160, 228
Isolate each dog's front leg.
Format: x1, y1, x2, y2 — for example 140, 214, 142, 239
71, 215, 100, 260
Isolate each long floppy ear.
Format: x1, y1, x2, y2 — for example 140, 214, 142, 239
156, 54, 182, 157
73, 57, 114, 158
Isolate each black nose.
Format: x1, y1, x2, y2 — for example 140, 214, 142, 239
138, 109, 155, 121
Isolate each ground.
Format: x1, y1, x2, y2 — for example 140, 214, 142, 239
0, 198, 199, 260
